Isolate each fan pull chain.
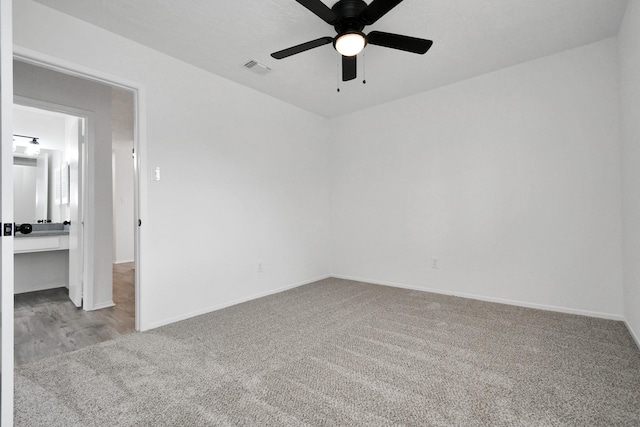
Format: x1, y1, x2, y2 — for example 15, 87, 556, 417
362, 51, 367, 85
336, 53, 341, 93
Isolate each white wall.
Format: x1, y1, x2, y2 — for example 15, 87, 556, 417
619, 0, 640, 345
112, 146, 134, 264
330, 38, 623, 318
13, 0, 331, 329
111, 87, 135, 264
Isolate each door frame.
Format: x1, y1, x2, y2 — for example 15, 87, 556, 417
13, 46, 147, 332
14, 97, 93, 309
1, 0, 14, 423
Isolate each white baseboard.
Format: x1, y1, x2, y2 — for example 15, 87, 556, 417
113, 259, 134, 265
144, 274, 331, 331
332, 274, 624, 321
625, 320, 640, 350
89, 300, 116, 311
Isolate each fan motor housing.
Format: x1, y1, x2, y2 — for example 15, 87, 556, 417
332, 0, 368, 33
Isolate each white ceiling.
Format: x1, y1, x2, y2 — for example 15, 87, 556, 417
32, 0, 629, 118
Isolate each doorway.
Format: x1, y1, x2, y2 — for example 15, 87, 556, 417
12, 60, 141, 365
12, 104, 84, 306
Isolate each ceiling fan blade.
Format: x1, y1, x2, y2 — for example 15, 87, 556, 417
271, 37, 333, 59
295, 0, 338, 24
360, 0, 404, 24
367, 31, 433, 54
342, 55, 357, 81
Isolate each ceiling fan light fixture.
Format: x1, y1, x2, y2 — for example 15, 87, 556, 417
271, 0, 433, 83
334, 31, 366, 56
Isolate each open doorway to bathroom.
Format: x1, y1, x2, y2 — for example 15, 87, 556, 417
12, 104, 84, 306
13, 60, 139, 366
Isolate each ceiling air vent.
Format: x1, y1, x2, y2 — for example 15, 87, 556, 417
244, 59, 271, 75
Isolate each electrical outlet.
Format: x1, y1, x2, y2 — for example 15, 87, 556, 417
431, 257, 438, 269
257, 262, 264, 273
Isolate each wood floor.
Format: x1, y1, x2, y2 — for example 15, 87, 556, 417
14, 262, 135, 366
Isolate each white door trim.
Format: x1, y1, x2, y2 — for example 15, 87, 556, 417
13, 45, 147, 332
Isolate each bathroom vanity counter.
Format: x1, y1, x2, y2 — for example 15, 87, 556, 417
14, 223, 70, 253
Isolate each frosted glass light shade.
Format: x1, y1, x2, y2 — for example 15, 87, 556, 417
335, 33, 366, 56
25, 139, 40, 157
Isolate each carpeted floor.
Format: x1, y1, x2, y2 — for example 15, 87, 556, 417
15, 278, 640, 426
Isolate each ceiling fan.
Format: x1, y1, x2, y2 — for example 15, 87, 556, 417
271, 0, 433, 82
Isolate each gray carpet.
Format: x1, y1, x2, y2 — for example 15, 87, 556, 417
15, 278, 640, 426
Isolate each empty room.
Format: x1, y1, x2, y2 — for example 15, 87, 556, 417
1, 0, 639, 425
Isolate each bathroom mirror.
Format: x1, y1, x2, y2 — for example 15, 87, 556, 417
14, 153, 48, 224
13, 149, 64, 224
